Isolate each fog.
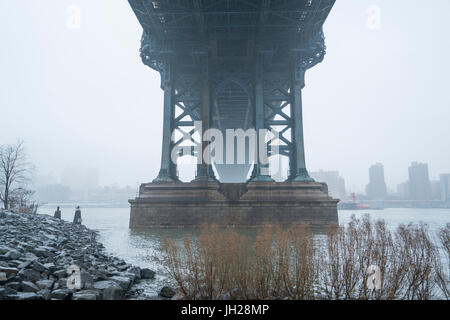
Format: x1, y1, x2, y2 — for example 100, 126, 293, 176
1, 0, 449, 193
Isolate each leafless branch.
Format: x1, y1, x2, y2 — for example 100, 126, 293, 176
0, 140, 35, 210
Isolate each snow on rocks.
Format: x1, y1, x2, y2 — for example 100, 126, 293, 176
0, 210, 155, 300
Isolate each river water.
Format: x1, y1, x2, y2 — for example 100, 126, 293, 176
38, 205, 449, 298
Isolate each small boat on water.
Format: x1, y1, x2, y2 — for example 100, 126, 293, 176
338, 193, 371, 210
338, 201, 371, 210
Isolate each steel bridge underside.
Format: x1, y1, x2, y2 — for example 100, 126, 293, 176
128, 0, 335, 182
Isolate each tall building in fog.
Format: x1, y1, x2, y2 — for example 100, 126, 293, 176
397, 181, 410, 199
310, 170, 346, 200
440, 174, 450, 201
408, 162, 430, 200
429, 181, 441, 200
366, 163, 387, 200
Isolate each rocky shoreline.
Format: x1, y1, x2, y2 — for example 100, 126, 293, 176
0, 210, 165, 300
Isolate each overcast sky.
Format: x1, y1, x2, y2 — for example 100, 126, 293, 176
1, 0, 449, 193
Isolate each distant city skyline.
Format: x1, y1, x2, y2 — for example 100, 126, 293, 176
33, 160, 450, 202
310, 170, 346, 200
1, 1, 449, 192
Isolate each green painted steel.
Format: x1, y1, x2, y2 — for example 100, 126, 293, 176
129, 0, 335, 182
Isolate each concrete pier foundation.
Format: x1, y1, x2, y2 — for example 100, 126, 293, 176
129, 181, 338, 228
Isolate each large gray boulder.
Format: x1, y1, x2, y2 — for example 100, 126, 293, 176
0, 266, 19, 278
17, 259, 35, 270
80, 270, 94, 289
31, 261, 46, 272
72, 290, 99, 300
36, 279, 54, 290
51, 289, 71, 300
18, 269, 41, 282
0, 272, 7, 284
140, 268, 155, 279
0, 261, 9, 268
33, 247, 52, 258
10, 292, 43, 300
94, 281, 124, 300
109, 276, 132, 290
37, 289, 51, 300
91, 269, 108, 281
43, 263, 56, 272
128, 266, 141, 280
21, 281, 40, 293
5, 282, 21, 291
53, 269, 67, 279
159, 286, 176, 298
5, 250, 21, 260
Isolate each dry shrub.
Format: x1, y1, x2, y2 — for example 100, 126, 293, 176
318, 216, 445, 300
160, 225, 252, 299
159, 217, 449, 300
435, 224, 450, 299
395, 223, 437, 299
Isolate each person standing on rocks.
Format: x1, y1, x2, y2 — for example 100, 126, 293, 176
54, 206, 61, 219
73, 206, 82, 225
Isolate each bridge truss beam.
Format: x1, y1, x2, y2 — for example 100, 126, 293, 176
129, 0, 335, 182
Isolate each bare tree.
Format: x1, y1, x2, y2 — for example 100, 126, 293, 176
10, 187, 38, 213
0, 141, 34, 210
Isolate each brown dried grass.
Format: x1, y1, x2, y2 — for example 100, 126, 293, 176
159, 216, 449, 300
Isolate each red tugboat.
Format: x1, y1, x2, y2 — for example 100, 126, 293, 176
338, 193, 371, 210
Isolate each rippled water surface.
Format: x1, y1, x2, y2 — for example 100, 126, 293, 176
38, 205, 450, 298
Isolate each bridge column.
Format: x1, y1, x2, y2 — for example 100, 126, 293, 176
289, 59, 313, 182
250, 52, 273, 182
153, 62, 177, 182
195, 56, 216, 182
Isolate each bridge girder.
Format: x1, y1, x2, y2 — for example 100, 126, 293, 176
128, 0, 335, 182
130, 0, 334, 70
